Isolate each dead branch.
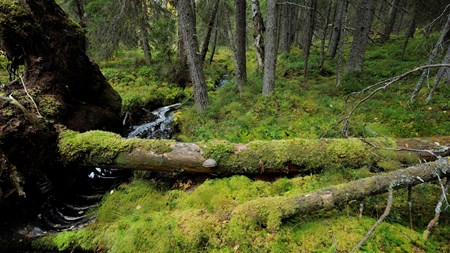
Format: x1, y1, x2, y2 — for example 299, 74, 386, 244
340, 64, 450, 137
351, 187, 394, 252
423, 177, 449, 239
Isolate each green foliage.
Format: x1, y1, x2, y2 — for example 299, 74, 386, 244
37, 173, 449, 252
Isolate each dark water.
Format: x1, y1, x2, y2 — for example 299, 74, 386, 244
0, 103, 181, 251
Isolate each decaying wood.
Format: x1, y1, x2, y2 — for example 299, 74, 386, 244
230, 157, 449, 231
58, 131, 450, 174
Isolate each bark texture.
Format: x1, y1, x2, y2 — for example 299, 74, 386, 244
262, 0, 278, 96
231, 157, 450, 231
200, 0, 220, 62
328, 0, 347, 59
59, 131, 450, 175
380, 0, 400, 43
177, 0, 209, 112
235, 0, 247, 92
346, 0, 375, 72
251, 0, 265, 70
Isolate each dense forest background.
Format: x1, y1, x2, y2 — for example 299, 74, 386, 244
1, 0, 450, 252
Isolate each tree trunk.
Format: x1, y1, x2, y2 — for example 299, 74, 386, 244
401, 3, 418, 59
328, 0, 347, 59
336, 0, 349, 86
426, 43, 450, 102
380, 0, 400, 43
410, 13, 450, 104
346, 0, 376, 72
209, 28, 218, 64
319, 0, 333, 72
235, 0, 247, 92
138, 0, 152, 65
231, 157, 450, 230
251, 0, 265, 70
177, 0, 209, 113
59, 130, 450, 175
200, 0, 220, 62
262, 0, 278, 96
279, 3, 290, 53
303, 0, 317, 84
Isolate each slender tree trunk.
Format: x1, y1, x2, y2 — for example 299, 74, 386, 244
262, 0, 278, 96
328, 0, 346, 59
336, 0, 348, 86
279, 3, 290, 53
380, 0, 400, 43
235, 0, 247, 93
225, 11, 242, 93
251, 0, 265, 70
200, 0, 220, 62
177, 0, 209, 113
209, 28, 218, 64
346, 0, 376, 72
426, 43, 450, 103
401, 4, 418, 59
410, 13, 450, 104
135, 0, 151, 65
319, 0, 333, 72
303, 0, 317, 84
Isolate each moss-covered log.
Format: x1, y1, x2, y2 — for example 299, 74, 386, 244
59, 130, 450, 175
231, 157, 450, 231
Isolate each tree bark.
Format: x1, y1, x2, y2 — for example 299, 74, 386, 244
328, 0, 347, 59
137, 0, 152, 65
200, 0, 220, 62
231, 157, 450, 231
251, 0, 265, 70
319, 0, 333, 72
59, 131, 450, 175
401, 2, 418, 59
336, 0, 348, 86
346, 0, 376, 72
262, 0, 278, 96
380, 0, 400, 43
177, 0, 209, 113
303, 0, 317, 84
410, 13, 450, 104
279, 3, 290, 53
235, 0, 247, 92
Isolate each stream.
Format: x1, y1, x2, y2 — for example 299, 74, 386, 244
0, 103, 181, 251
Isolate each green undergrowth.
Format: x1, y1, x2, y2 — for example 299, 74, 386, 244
175, 34, 450, 142
34, 171, 449, 252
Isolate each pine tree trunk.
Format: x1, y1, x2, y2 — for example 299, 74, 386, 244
251, 0, 265, 70
279, 3, 290, 53
328, 0, 346, 59
319, 0, 333, 72
303, 0, 317, 83
200, 0, 220, 62
401, 3, 418, 59
235, 0, 247, 92
209, 28, 218, 64
138, 0, 151, 65
410, 13, 450, 104
177, 0, 209, 113
262, 0, 278, 96
346, 0, 375, 72
380, 0, 400, 43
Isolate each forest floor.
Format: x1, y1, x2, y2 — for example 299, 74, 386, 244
7, 33, 449, 252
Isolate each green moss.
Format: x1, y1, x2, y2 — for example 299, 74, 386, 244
58, 130, 174, 164
38, 94, 62, 119
38, 173, 448, 252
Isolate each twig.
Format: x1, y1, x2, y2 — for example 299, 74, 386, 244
423, 177, 450, 239
423, 3, 450, 35
408, 185, 413, 230
351, 187, 394, 252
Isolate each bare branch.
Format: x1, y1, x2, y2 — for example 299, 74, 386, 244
351, 187, 394, 252
18, 74, 43, 118
423, 177, 450, 239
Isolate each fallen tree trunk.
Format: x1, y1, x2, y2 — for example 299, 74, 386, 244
230, 157, 450, 231
58, 130, 450, 175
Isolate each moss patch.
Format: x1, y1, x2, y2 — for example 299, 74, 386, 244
35, 174, 449, 252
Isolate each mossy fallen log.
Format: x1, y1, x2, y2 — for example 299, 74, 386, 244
58, 130, 450, 175
231, 157, 450, 231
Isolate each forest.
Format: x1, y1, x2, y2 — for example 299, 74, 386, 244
0, 0, 450, 252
